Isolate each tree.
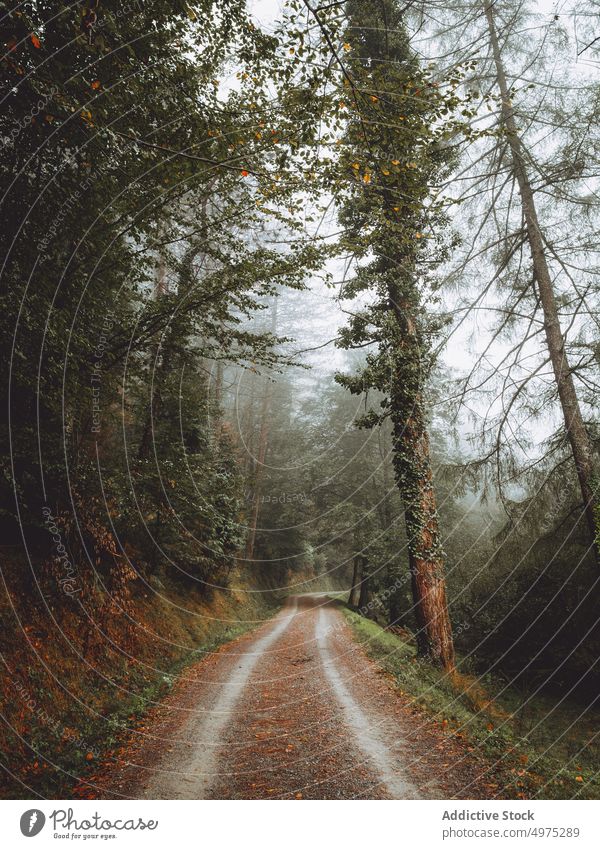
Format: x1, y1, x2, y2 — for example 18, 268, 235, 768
482, 0, 598, 564
0, 0, 260, 526
244, 298, 278, 561
326, 0, 463, 668
0, 0, 324, 592
407, 0, 600, 564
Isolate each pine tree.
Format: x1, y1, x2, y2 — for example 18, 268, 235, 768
408, 0, 600, 562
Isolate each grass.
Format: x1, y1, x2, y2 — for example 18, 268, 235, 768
338, 602, 599, 800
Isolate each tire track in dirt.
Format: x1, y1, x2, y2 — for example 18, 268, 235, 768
139, 598, 298, 799
89, 595, 494, 799
315, 605, 420, 798
209, 594, 409, 798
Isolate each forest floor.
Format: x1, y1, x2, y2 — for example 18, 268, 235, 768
0, 558, 285, 798
80, 595, 504, 800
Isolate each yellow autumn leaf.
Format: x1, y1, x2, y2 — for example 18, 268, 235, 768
343, 42, 351, 51
391, 159, 400, 165
363, 173, 371, 183
351, 162, 360, 170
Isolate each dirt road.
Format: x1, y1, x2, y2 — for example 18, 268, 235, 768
89, 596, 492, 799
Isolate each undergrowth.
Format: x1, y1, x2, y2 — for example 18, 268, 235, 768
339, 604, 599, 800
0, 566, 281, 799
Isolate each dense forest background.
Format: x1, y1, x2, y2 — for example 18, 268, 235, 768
0, 0, 598, 798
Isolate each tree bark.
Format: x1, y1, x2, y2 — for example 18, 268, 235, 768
138, 258, 168, 461
357, 555, 370, 611
348, 553, 362, 607
379, 426, 405, 624
484, 1, 598, 564
393, 399, 455, 668
244, 299, 278, 561
214, 359, 223, 438
387, 284, 456, 670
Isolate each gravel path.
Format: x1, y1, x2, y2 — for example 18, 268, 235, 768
87, 595, 494, 799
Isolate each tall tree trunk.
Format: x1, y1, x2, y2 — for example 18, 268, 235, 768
152, 253, 168, 298
242, 368, 257, 485
244, 383, 271, 560
389, 286, 456, 670
244, 299, 278, 561
325, 0, 456, 668
379, 425, 405, 624
348, 553, 362, 607
138, 256, 170, 461
214, 359, 223, 438
393, 401, 455, 667
357, 555, 370, 611
484, 1, 598, 564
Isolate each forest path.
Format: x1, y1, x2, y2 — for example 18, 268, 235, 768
88, 596, 491, 799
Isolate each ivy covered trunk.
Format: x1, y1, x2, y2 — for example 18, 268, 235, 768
244, 298, 278, 561
388, 282, 454, 670
387, 282, 455, 669
391, 382, 455, 667
330, 0, 460, 670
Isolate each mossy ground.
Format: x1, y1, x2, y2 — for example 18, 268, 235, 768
339, 602, 599, 800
